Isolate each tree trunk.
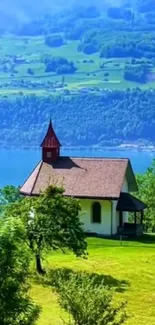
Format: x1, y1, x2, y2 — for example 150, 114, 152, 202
35, 254, 46, 275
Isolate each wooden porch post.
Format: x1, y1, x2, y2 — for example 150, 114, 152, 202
119, 211, 123, 228
140, 210, 144, 224
134, 212, 137, 225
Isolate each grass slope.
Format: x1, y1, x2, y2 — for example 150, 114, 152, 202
31, 237, 155, 325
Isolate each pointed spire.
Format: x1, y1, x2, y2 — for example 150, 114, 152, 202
40, 120, 61, 148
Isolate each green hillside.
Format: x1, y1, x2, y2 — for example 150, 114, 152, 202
0, 1, 155, 96
0, 0, 155, 147
0, 35, 151, 97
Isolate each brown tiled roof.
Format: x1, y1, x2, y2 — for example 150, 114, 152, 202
40, 120, 61, 148
20, 157, 137, 198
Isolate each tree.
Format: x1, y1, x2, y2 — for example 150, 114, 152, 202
27, 68, 34, 75
138, 0, 155, 13
124, 64, 150, 83
0, 217, 40, 325
0, 185, 21, 205
45, 35, 64, 47
44, 56, 77, 74
61, 75, 65, 85
6, 185, 87, 274
107, 7, 122, 19
58, 272, 127, 325
56, 64, 76, 74
135, 160, 155, 232
0, 186, 21, 214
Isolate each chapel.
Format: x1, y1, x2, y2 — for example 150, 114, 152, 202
20, 121, 146, 236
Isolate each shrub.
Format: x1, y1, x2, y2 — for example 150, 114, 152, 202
104, 72, 109, 77
0, 218, 40, 325
27, 68, 34, 75
45, 57, 77, 74
80, 43, 98, 55
45, 35, 64, 47
57, 272, 127, 325
56, 64, 76, 74
124, 64, 150, 83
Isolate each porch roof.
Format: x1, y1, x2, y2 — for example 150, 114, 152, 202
117, 192, 147, 212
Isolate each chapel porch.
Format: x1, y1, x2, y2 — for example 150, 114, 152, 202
116, 192, 147, 236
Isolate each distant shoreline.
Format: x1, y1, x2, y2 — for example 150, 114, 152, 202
0, 143, 155, 152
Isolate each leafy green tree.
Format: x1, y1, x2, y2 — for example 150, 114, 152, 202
45, 35, 64, 47
0, 186, 21, 214
58, 272, 127, 325
124, 64, 150, 83
138, 0, 155, 13
107, 7, 122, 19
0, 185, 21, 205
0, 217, 40, 325
6, 185, 87, 274
27, 68, 34, 75
44, 56, 76, 74
135, 160, 155, 232
56, 63, 76, 74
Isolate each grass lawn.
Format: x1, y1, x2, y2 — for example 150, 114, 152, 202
30, 236, 155, 325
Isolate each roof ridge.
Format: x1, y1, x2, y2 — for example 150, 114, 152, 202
66, 157, 129, 161
119, 160, 129, 197
30, 160, 43, 195
20, 160, 42, 194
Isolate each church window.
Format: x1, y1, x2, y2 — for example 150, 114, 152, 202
92, 202, 101, 223
47, 151, 52, 158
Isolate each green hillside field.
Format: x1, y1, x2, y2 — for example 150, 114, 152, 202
0, 35, 154, 97
30, 236, 155, 325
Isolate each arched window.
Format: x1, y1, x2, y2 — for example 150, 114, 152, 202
92, 202, 101, 223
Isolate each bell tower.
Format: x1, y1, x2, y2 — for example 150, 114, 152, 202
40, 120, 61, 163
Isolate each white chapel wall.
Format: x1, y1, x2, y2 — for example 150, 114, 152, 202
79, 199, 112, 235
121, 176, 128, 193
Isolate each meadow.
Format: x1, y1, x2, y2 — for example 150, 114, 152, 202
0, 35, 154, 97
31, 236, 155, 325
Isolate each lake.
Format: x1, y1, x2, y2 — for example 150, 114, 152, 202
0, 148, 155, 188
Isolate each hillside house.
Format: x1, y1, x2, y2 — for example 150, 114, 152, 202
20, 121, 146, 236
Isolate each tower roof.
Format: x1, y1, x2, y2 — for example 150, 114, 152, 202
40, 120, 61, 148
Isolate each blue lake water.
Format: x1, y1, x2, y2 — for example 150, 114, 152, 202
0, 148, 155, 188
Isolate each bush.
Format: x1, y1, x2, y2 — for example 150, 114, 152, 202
57, 272, 127, 325
124, 64, 150, 83
56, 64, 76, 74
107, 7, 122, 19
0, 218, 40, 325
138, 0, 155, 13
79, 42, 98, 55
27, 68, 34, 75
45, 35, 64, 47
45, 56, 77, 74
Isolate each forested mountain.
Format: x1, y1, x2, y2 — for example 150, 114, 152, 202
0, 90, 155, 148
0, 0, 155, 148
0, 0, 144, 30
